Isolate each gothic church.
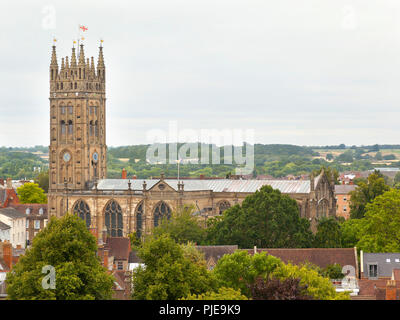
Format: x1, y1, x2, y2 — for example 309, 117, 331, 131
47, 44, 336, 237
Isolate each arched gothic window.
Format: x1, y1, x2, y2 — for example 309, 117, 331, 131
217, 200, 231, 215
60, 121, 66, 134
104, 200, 123, 237
68, 120, 73, 134
153, 201, 171, 227
136, 202, 144, 239
73, 200, 91, 228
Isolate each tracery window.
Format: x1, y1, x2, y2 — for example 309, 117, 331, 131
104, 200, 123, 237
153, 201, 171, 227
217, 200, 231, 215
73, 200, 91, 228
136, 202, 144, 239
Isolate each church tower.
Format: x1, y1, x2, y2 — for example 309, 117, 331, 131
48, 43, 107, 196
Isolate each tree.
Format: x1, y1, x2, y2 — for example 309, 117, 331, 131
355, 189, 400, 252
394, 172, 400, 184
248, 277, 312, 300
131, 235, 216, 300
272, 262, 350, 300
206, 185, 313, 248
183, 287, 248, 300
152, 204, 206, 245
340, 218, 361, 248
212, 251, 282, 297
6, 214, 114, 300
34, 170, 49, 193
313, 217, 342, 248
212, 251, 349, 300
320, 264, 345, 280
326, 153, 334, 161
374, 152, 383, 160
16, 182, 47, 204
349, 171, 390, 219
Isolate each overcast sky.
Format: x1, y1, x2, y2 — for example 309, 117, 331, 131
0, 0, 399, 147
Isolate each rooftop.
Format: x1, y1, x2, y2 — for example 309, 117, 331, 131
96, 178, 317, 194
0, 207, 26, 219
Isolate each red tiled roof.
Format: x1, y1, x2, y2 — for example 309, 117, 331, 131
105, 237, 131, 261
247, 248, 357, 270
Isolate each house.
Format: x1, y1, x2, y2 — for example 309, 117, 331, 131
0, 221, 10, 243
96, 233, 132, 300
334, 185, 357, 219
0, 208, 27, 248
195, 245, 238, 270
0, 178, 20, 208
354, 251, 400, 300
10, 204, 48, 246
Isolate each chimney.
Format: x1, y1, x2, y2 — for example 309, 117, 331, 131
6, 178, 12, 190
102, 227, 108, 244
386, 280, 397, 300
103, 249, 109, 269
122, 168, 127, 179
2, 241, 12, 270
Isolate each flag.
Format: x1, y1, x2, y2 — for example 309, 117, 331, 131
79, 25, 88, 32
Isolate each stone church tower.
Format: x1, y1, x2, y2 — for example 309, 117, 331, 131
48, 43, 107, 214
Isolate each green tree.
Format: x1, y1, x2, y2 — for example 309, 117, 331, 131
152, 204, 206, 245
131, 235, 216, 300
272, 263, 350, 300
16, 182, 47, 204
34, 170, 49, 193
356, 189, 400, 252
212, 251, 283, 297
320, 264, 345, 280
213, 251, 349, 300
206, 185, 313, 248
6, 214, 114, 300
183, 287, 248, 300
374, 152, 383, 160
340, 219, 361, 248
349, 171, 390, 219
394, 172, 400, 184
313, 217, 342, 248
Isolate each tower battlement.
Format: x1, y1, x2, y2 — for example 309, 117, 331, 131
48, 42, 107, 194
50, 44, 105, 94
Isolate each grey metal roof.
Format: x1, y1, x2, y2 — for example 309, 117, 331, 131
363, 253, 400, 278
96, 178, 312, 194
0, 221, 10, 230
0, 207, 26, 219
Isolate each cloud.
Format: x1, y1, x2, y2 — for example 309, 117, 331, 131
0, 0, 400, 146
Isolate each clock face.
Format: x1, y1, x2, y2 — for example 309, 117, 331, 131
92, 152, 99, 162
63, 152, 71, 162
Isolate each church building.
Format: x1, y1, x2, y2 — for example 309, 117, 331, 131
47, 43, 336, 237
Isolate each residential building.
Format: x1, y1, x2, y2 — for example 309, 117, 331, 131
334, 184, 357, 219
0, 208, 26, 248
10, 204, 48, 246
